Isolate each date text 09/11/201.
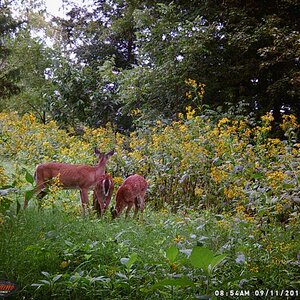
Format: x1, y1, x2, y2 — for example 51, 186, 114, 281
214, 290, 299, 298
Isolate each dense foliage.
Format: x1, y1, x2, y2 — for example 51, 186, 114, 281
0, 109, 299, 298
1, 106, 299, 220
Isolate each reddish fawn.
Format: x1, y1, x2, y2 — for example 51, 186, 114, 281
111, 174, 147, 219
93, 173, 114, 217
24, 149, 114, 212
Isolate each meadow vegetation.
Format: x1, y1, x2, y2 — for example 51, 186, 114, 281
0, 100, 299, 299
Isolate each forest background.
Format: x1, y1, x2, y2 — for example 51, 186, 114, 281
1, 0, 299, 130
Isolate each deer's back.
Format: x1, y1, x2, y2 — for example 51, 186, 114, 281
116, 175, 147, 202
36, 162, 98, 188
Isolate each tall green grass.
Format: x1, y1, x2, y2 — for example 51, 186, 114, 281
1, 202, 299, 299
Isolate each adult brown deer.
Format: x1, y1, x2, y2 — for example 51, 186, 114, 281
24, 149, 114, 212
111, 174, 147, 219
93, 173, 114, 217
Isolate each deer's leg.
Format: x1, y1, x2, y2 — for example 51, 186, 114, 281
94, 190, 105, 217
92, 191, 97, 209
125, 202, 133, 219
80, 189, 89, 214
104, 188, 114, 213
136, 194, 146, 220
92, 191, 100, 214
134, 196, 144, 219
133, 201, 139, 218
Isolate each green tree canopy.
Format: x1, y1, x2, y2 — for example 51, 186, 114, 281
3, 0, 299, 130
0, 1, 22, 100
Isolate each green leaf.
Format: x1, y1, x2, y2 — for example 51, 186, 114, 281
189, 246, 226, 275
25, 189, 35, 202
25, 171, 34, 184
41, 271, 50, 278
52, 274, 62, 283
189, 246, 214, 272
64, 240, 73, 247
152, 277, 195, 289
210, 254, 227, 271
39, 280, 50, 285
121, 253, 138, 270
166, 245, 179, 263
126, 253, 138, 269
84, 254, 92, 261
250, 172, 264, 180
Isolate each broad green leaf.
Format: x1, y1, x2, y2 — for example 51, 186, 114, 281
166, 245, 179, 263
39, 280, 50, 285
190, 246, 226, 275
189, 246, 214, 272
25, 171, 34, 184
64, 240, 73, 247
116, 272, 128, 280
120, 257, 129, 265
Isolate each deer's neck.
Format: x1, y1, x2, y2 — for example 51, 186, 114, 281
95, 163, 105, 177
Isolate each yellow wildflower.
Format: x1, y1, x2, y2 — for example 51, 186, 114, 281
173, 234, 185, 243
186, 106, 196, 120
217, 117, 230, 127
261, 112, 274, 123
60, 261, 69, 269
185, 78, 197, 88
280, 114, 299, 131
249, 266, 259, 273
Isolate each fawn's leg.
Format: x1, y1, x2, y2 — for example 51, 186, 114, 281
125, 202, 134, 219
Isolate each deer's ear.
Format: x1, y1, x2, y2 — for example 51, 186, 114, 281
106, 149, 115, 157
94, 148, 101, 155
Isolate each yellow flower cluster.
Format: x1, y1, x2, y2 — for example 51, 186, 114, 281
185, 79, 206, 100
185, 78, 198, 88
224, 185, 245, 200
280, 114, 299, 131
217, 219, 230, 229
249, 266, 259, 273
261, 112, 274, 124
210, 166, 228, 184
218, 117, 230, 127
0, 166, 8, 186
173, 234, 185, 243
266, 171, 288, 190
